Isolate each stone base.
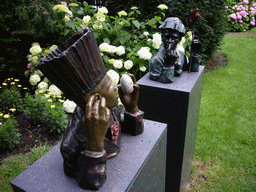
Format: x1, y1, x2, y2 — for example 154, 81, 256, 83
11, 120, 167, 192
137, 66, 204, 192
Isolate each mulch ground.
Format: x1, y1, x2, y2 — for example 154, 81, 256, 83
0, 31, 254, 165
0, 112, 68, 165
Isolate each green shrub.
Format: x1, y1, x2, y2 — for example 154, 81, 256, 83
0, 1, 21, 76
44, 102, 68, 134
108, 0, 228, 64
0, 115, 20, 150
24, 93, 46, 124
226, 0, 256, 32
0, 79, 23, 113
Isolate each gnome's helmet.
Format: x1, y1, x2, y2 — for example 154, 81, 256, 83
159, 17, 186, 50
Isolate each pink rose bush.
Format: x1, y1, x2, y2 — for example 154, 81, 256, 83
226, 0, 256, 31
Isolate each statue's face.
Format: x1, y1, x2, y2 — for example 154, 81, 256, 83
100, 76, 119, 108
162, 29, 181, 51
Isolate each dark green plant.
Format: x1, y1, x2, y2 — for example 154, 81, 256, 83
108, 0, 228, 65
0, 1, 21, 78
0, 81, 23, 113
14, 0, 61, 39
24, 93, 46, 124
0, 115, 20, 150
44, 102, 68, 134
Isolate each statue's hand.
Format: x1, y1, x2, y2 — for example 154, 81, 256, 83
83, 94, 110, 152
118, 73, 139, 114
165, 49, 179, 67
192, 38, 201, 54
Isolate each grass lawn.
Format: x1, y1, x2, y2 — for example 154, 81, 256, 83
186, 35, 256, 191
0, 34, 255, 191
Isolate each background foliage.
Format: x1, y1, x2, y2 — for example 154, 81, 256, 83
108, 0, 228, 64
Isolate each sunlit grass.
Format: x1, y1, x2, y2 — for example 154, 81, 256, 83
187, 36, 256, 191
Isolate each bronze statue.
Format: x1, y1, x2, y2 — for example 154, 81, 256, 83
149, 17, 202, 83
37, 29, 144, 190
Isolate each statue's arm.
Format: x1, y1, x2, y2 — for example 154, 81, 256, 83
118, 74, 144, 136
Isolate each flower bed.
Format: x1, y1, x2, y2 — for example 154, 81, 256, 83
226, 0, 256, 32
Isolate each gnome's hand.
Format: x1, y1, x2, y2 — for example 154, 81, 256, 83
83, 94, 110, 152
165, 49, 179, 67
118, 73, 139, 114
192, 38, 201, 54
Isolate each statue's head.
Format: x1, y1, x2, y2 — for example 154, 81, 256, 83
159, 17, 186, 51
85, 74, 119, 109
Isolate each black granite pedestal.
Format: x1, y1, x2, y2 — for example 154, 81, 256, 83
137, 66, 204, 192
11, 120, 167, 192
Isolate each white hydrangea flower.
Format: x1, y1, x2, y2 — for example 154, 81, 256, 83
113, 60, 123, 69
152, 33, 162, 49
29, 44, 42, 55
98, 7, 108, 14
143, 31, 149, 36
107, 45, 117, 54
99, 42, 110, 52
96, 15, 106, 22
138, 47, 152, 60
124, 60, 133, 70
30, 56, 38, 64
140, 66, 147, 72
34, 70, 43, 77
37, 81, 48, 90
63, 99, 77, 113
83, 15, 91, 24
49, 45, 58, 51
29, 74, 41, 86
158, 4, 168, 10
107, 70, 120, 84
116, 46, 125, 56
93, 20, 103, 29
48, 84, 62, 96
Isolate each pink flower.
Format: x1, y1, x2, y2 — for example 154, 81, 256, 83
61, 1, 68, 7
230, 13, 237, 20
240, 10, 248, 18
250, 21, 255, 26
27, 63, 32, 69
236, 13, 242, 19
253, 3, 256, 7
239, 20, 243, 23
237, 5, 245, 11
232, 21, 236, 24
243, 0, 249, 5
80, 24, 87, 30
232, 5, 238, 9
66, 10, 73, 18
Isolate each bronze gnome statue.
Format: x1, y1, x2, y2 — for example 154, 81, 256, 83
37, 29, 144, 190
149, 17, 202, 83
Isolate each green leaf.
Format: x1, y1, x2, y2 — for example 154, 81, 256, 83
154, 16, 161, 21
103, 38, 111, 44
132, 20, 140, 29
128, 11, 134, 17
75, 25, 83, 32
148, 18, 157, 26
66, 20, 76, 30
64, 28, 70, 36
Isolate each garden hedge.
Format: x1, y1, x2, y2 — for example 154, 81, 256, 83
108, 0, 228, 64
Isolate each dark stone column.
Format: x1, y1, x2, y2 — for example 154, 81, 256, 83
137, 66, 204, 192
